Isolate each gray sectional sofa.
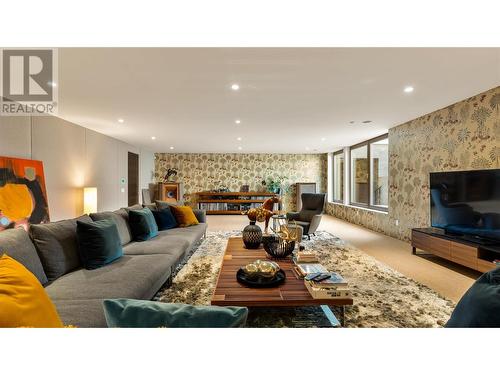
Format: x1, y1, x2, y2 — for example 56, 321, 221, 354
0, 204, 207, 327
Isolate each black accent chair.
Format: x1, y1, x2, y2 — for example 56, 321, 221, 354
286, 193, 326, 239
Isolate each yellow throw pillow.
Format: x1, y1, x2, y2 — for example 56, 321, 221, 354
170, 206, 199, 227
0, 254, 63, 328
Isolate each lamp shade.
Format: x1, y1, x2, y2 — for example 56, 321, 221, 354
83, 187, 97, 214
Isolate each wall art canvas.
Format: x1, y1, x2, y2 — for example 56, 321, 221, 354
0, 156, 50, 231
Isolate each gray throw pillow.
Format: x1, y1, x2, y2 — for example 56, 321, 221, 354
0, 228, 48, 285
90, 211, 132, 246
155, 200, 178, 210
29, 215, 93, 281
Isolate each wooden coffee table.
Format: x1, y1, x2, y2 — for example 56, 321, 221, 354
211, 237, 353, 327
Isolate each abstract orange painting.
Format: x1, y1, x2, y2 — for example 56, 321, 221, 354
0, 156, 50, 231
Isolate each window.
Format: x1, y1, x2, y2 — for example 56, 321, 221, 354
350, 145, 369, 205
332, 151, 344, 202
349, 134, 388, 211
370, 137, 389, 208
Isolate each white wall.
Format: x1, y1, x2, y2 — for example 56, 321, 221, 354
0, 115, 155, 221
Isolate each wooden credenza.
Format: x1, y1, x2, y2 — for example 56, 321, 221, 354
411, 228, 499, 273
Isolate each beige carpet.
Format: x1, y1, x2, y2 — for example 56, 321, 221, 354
206, 214, 480, 302
155, 230, 455, 327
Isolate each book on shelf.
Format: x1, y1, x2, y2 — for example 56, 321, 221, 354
305, 281, 351, 299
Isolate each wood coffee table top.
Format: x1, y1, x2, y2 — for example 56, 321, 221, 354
210, 237, 354, 307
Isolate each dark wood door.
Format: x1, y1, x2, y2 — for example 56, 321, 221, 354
128, 152, 139, 206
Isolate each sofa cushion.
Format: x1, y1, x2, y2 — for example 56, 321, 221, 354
445, 267, 500, 328
0, 255, 63, 328
90, 210, 132, 246
160, 223, 207, 247
128, 208, 158, 241
170, 205, 199, 227
76, 219, 123, 270
123, 232, 189, 260
151, 207, 178, 230
0, 228, 48, 285
45, 254, 174, 301
155, 200, 177, 210
125, 204, 143, 212
30, 215, 93, 281
52, 299, 107, 328
103, 299, 248, 328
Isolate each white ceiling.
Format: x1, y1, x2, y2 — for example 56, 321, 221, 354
57, 48, 500, 153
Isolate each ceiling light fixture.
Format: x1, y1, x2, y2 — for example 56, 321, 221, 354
231, 84, 240, 91
48, 81, 57, 87
238, 146, 243, 150
362, 120, 372, 124
237, 137, 242, 141
235, 119, 241, 124
321, 137, 326, 141
169, 146, 174, 150
404, 86, 414, 93
305, 147, 310, 151
117, 118, 124, 123
151, 136, 156, 140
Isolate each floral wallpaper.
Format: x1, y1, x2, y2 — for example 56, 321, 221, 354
154, 153, 327, 211
327, 85, 500, 242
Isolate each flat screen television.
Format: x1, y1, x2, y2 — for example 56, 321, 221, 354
430, 169, 500, 244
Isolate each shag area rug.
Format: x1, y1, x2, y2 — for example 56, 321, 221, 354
154, 231, 455, 327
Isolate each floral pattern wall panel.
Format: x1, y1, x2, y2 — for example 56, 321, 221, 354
327, 85, 500, 242
154, 153, 327, 211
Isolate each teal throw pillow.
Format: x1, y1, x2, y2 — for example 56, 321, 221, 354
128, 207, 158, 241
151, 207, 178, 230
103, 299, 248, 328
76, 219, 123, 269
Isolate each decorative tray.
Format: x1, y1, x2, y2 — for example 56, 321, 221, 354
236, 269, 286, 288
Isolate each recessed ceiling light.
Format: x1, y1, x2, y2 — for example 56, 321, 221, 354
169, 146, 174, 150
404, 86, 414, 93
151, 136, 156, 140
362, 120, 372, 124
305, 147, 310, 151
231, 84, 240, 91
237, 137, 242, 141
235, 119, 241, 124
117, 118, 124, 123
238, 146, 243, 150
349, 121, 355, 124
321, 137, 326, 141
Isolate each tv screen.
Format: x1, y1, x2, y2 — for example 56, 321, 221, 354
430, 169, 500, 242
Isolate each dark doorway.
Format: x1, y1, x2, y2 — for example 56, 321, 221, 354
128, 152, 139, 206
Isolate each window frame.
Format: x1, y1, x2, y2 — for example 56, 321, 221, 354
349, 134, 388, 212
331, 149, 345, 204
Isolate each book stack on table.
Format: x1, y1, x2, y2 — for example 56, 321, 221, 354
294, 251, 319, 263
295, 263, 351, 300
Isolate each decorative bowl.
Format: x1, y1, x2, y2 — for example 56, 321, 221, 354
241, 259, 280, 279
262, 235, 296, 259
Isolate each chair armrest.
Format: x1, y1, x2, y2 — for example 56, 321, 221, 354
193, 209, 206, 223
308, 214, 323, 234
286, 212, 301, 221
